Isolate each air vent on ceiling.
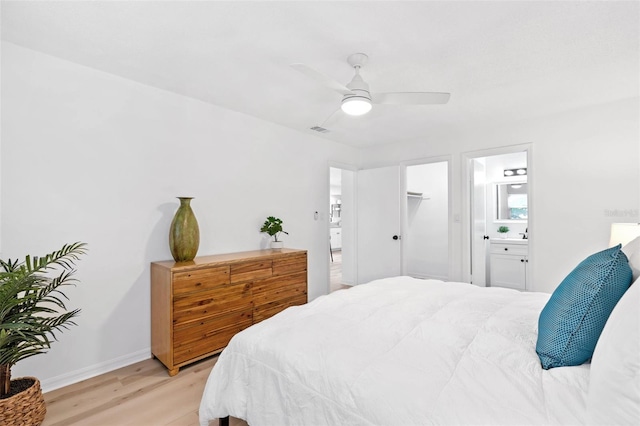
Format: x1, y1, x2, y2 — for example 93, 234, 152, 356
310, 126, 329, 133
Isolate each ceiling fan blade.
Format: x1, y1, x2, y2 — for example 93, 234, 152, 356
290, 63, 353, 95
372, 92, 451, 105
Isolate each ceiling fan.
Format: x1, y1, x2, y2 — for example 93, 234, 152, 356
291, 53, 450, 117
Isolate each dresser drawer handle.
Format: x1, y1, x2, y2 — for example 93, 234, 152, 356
504, 248, 508, 251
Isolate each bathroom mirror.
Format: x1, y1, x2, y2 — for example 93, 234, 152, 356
495, 182, 528, 221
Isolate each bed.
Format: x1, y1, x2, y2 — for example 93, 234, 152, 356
199, 242, 640, 426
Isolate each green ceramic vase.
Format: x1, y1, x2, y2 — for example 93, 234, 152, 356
169, 197, 200, 262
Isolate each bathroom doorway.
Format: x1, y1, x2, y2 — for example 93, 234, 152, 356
329, 166, 356, 292
462, 145, 532, 287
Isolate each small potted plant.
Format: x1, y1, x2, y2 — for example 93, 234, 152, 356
260, 216, 288, 249
497, 226, 510, 239
0, 242, 86, 425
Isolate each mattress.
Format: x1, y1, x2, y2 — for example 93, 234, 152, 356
199, 276, 590, 425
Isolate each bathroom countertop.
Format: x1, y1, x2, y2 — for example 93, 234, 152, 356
490, 238, 528, 244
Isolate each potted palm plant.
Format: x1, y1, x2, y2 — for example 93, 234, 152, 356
0, 242, 86, 426
260, 216, 288, 249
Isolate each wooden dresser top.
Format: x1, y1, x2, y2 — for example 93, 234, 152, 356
151, 248, 306, 271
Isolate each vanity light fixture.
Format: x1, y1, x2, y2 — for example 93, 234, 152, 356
504, 168, 527, 177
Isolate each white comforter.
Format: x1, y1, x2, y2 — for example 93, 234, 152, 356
199, 277, 590, 426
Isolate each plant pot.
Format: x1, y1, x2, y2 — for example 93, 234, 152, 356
0, 377, 46, 426
270, 241, 284, 250
499, 233, 508, 239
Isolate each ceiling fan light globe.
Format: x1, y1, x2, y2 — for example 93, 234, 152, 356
341, 97, 372, 116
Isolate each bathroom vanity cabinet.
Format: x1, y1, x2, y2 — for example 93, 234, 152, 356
330, 227, 342, 250
489, 239, 528, 291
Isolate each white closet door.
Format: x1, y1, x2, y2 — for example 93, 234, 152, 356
357, 166, 402, 284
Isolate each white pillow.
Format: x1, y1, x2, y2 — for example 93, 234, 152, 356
622, 237, 640, 282
586, 280, 640, 425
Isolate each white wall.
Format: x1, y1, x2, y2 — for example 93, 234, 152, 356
360, 96, 640, 293
405, 162, 448, 280
1, 42, 360, 390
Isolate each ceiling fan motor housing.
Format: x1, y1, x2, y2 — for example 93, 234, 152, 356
341, 56, 372, 115
344, 53, 371, 102
343, 71, 371, 102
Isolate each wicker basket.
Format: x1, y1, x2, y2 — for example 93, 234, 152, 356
0, 377, 47, 426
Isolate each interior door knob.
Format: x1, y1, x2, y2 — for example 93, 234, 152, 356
393, 235, 400, 240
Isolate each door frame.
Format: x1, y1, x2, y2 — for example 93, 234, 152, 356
400, 155, 453, 280
328, 161, 358, 294
461, 143, 533, 286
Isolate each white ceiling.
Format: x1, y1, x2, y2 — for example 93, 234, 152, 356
2, 1, 638, 148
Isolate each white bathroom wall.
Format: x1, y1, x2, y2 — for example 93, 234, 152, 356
360, 96, 640, 293
0, 42, 360, 390
405, 162, 449, 280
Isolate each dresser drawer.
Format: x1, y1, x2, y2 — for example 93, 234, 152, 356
253, 294, 307, 323
490, 243, 528, 256
230, 259, 273, 283
174, 307, 253, 340
172, 266, 230, 296
272, 254, 307, 276
253, 271, 307, 303
173, 283, 252, 326
173, 319, 252, 365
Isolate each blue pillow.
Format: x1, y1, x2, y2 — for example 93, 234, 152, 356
536, 244, 633, 369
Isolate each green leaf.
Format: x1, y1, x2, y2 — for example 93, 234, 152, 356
0, 242, 86, 378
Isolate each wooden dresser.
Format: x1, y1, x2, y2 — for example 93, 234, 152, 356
151, 248, 307, 376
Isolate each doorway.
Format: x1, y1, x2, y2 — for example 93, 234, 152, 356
463, 145, 532, 287
354, 158, 451, 285
403, 160, 450, 281
329, 166, 356, 292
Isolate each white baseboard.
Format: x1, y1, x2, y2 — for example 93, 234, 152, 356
40, 348, 152, 393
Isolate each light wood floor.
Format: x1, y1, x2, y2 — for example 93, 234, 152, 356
42, 356, 247, 426
330, 250, 351, 292
43, 266, 348, 426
